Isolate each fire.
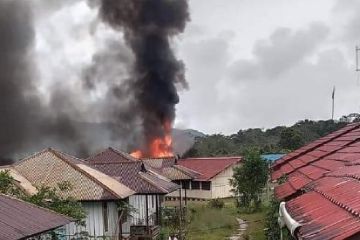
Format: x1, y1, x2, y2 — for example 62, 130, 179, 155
130, 121, 174, 159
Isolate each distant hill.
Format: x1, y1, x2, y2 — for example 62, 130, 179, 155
172, 128, 206, 156
183, 119, 350, 158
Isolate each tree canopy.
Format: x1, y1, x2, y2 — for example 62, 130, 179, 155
184, 119, 346, 157
230, 149, 268, 210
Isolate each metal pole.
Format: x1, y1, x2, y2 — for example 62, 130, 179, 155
179, 188, 182, 240
356, 46, 359, 71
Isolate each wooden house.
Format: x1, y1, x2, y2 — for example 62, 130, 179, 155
2, 147, 180, 239
86, 148, 180, 238
174, 157, 242, 199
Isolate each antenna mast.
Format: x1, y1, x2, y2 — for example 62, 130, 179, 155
356, 46, 360, 71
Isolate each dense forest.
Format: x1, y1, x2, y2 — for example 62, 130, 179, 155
184, 119, 353, 157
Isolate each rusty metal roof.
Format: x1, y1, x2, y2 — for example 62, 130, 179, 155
272, 123, 360, 173
286, 191, 360, 240
178, 157, 242, 181
0, 194, 73, 240
282, 162, 360, 239
12, 148, 134, 201
272, 123, 360, 200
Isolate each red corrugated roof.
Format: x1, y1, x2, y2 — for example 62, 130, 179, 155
177, 157, 242, 181
281, 158, 360, 239
286, 191, 360, 240
0, 194, 73, 240
272, 123, 360, 172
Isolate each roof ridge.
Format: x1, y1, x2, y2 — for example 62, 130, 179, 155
50, 149, 134, 199
312, 188, 360, 218
91, 161, 141, 165
273, 123, 360, 169
278, 137, 360, 177
87, 147, 137, 162
108, 147, 137, 161
181, 156, 242, 160
14, 148, 53, 166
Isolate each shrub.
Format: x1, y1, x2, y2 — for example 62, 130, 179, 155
208, 198, 225, 209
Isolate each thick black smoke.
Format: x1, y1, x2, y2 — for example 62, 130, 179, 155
97, 0, 189, 156
0, 0, 87, 164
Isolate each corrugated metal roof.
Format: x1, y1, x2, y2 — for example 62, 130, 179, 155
271, 123, 360, 200
12, 148, 134, 201
286, 191, 360, 240
272, 123, 360, 171
282, 163, 360, 239
178, 157, 242, 181
0, 194, 73, 240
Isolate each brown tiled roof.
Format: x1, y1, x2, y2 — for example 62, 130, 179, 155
86, 148, 179, 194
0, 194, 73, 240
142, 157, 199, 180
86, 147, 136, 163
0, 167, 37, 195
90, 161, 179, 194
13, 148, 134, 201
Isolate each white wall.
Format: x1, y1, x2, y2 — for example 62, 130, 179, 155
63, 201, 119, 238
211, 163, 240, 198
167, 163, 241, 200
61, 196, 161, 238
122, 195, 160, 235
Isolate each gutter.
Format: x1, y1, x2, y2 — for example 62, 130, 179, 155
278, 202, 302, 237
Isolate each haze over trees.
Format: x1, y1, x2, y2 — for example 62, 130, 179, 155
184, 119, 348, 157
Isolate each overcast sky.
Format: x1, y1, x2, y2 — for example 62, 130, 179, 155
33, 0, 360, 135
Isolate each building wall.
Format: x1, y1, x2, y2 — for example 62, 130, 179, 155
211, 163, 240, 198
122, 195, 159, 234
62, 196, 161, 238
63, 201, 119, 238
167, 163, 241, 200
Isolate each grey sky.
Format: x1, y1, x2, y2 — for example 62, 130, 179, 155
33, 0, 360, 135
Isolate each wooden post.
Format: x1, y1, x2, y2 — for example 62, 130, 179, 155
179, 188, 182, 240
184, 181, 188, 206
145, 195, 149, 234
155, 195, 160, 225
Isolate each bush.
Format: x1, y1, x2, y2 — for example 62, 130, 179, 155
208, 198, 225, 209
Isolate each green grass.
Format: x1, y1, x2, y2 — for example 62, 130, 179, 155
162, 199, 267, 240
183, 199, 267, 240
238, 210, 266, 240
186, 202, 237, 240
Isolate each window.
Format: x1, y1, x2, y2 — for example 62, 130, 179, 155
191, 181, 200, 190
182, 181, 190, 189
102, 202, 108, 232
202, 181, 211, 191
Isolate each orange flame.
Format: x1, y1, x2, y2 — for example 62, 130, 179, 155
130, 121, 173, 159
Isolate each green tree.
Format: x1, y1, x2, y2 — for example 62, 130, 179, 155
278, 128, 304, 151
0, 170, 85, 222
230, 149, 268, 210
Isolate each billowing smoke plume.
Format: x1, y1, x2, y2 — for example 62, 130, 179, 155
0, 0, 87, 164
96, 0, 189, 156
